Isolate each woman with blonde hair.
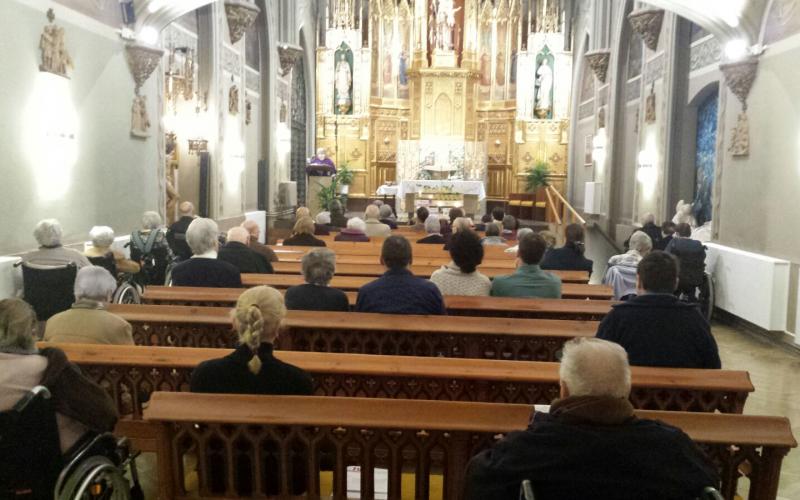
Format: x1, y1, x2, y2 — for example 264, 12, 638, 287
283, 216, 327, 247
190, 286, 313, 395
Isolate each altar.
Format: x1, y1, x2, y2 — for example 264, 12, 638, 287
378, 180, 486, 219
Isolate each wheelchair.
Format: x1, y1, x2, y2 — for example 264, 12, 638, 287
519, 480, 725, 500
16, 261, 77, 321
676, 271, 715, 322
86, 254, 141, 305
0, 386, 142, 500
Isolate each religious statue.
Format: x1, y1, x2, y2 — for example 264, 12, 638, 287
433, 0, 461, 50
495, 51, 506, 86
245, 99, 252, 125
130, 94, 151, 138
672, 200, 698, 227
334, 53, 352, 114
228, 84, 239, 115
729, 111, 750, 156
165, 169, 180, 224
534, 62, 554, 119
480, 52, 491, 86
398, 48, 409, 86
39, 9, 73, 78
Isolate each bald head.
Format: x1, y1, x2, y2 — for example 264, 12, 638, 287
179, 201, 195, 217
227, 226, 250, 245
241, 220, 260, 240
559, 338, 631, 399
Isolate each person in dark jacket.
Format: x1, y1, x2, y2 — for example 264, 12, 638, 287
410, 206, 429, 230
166, 201, 196, 261
465, 337, 719, 500
283, 217, 327, 247
285, 248, 350, 312
356, 236, 445, 315
653, 220, 676, 251
640, 213, 662, 248
474, 213, 493, 232
171, 218, 242, 288
241, 220, 279, 262
378, 204, 398, 229
540, 223, 594, 276
329, 199, 349, 229
596, 251, 720, 369
218, 227, 273, 274
191, 286, 313, 395
334, 217, 371, 242
417, 215, 447, 244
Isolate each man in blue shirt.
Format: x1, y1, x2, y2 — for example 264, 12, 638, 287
491, 233, 562, 298
355, 236, 446, 315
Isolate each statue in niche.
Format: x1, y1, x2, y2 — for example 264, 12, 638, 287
433, 0, 461, 50
644, 84, 657, 124
398, 48, 409, 86
165, 168, 180, 224
245, 100, 252, 125
672, 200, 697, 227
228, 84, 240, 115
383, 51, 393, 85
334, 51, 353, 114
495, 51, 506, 86
534, 46, 555, 119
39, 9, 73, 78
510, 51, 518, 84
480, 52, 491, 86
130, 94, 151, 138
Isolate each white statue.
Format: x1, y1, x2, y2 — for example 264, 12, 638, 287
130, 95, 151, 138
334, 53, 352, 114
534, 62, 553, 118
672, 199, 697, 227
434, 0, 461, 50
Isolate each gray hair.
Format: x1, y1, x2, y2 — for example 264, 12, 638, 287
74, 266, 117, 302
0, 298, 37, 354
559, 337, 631, 399
316, 211, 332, 225
347, 217, 366, 232
364, 204, 380, 220
641, 212, 656, 224
89, 226, 115, 248
424, 214, 440, 234
33, 219, 63, 247
226, 226, 250, 245
379, 204, 393, 218
452, 217, 473, 233
142, 211, 162, 230
629, 231, 653, 254
302, 248, 336, 286
517, 228, 534, 240
186, 218, 219, 255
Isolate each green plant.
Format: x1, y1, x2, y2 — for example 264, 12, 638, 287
336, 163, 354, 186
525, 161, 551, 192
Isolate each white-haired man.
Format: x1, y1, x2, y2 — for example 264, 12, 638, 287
218, 227, 273, 274
170, 218, 242, 288
240, 220, 278, 263
84, 225, 141, 274
167, 201, 196, 261
464, 337, 718, 499
417, 215, 446, 244
22, 219, 91, 268
44, 266, 133, 345
363, 205, 391, 238
334, 217, 370, 242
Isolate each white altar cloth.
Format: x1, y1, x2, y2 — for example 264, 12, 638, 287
395, 180, 486, 201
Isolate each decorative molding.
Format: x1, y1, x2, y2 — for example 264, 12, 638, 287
585, 49, 611, 83
222, 46, 241, 75
721, 56, 759, 157
625, 79, 642, 102
125, 42, 164, 94
163, 25, 198, 52
628, 8, 664, 51
644, 54, 665, 85
224, 0, 260, 45
690, 37, 721, 71
278, 43, 303, 76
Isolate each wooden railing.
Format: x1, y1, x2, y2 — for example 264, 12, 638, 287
545, 184, 586, 226
145, 392, 797, 500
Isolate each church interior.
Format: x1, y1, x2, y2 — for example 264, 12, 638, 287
0, 0, 799, 499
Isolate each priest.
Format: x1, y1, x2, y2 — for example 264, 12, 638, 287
308, 148, 336, 176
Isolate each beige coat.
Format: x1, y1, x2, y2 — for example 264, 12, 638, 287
44, 299, 134, 345
364, 219, 391, 238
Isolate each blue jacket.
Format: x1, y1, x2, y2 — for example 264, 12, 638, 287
540, 243, 594, 276
355, 268, 446, 315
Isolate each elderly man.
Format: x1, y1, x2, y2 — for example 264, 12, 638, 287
364, 205, 391, 238
334, 217, 370, 242
44, 266, 133, 345
608, 231, 652, 267
597, 251, 720, 369
378, 204, 398, 229
356, 236, 445, 315
171, 218, 242, 288
22, 219, 90, 268
218, 227, 273, 274
464, 337, 719, 499
491, 233, 561, 298
503, 227, 533, 254
130, 211, 172, 286
285, 248, 349, 311
501, 215, 518, 240
84, 226, 140, 274
417, 215, 446, 244
167, 201, 196, 261
241, 220, 278, 262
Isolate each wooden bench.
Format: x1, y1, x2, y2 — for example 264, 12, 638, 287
107, 303, 598, 361
239, 274, 613, 300
275, 253, 520, 269
273, 243, 516, 260
145, 392, 797, 500
269, 261, 590, 283
142, 286, 615, 320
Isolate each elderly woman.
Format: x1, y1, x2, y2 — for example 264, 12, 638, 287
378, 204, 398, 229
22, 219, 91, 268
418, 215, 446, 244
84, 226, 140, 274
431, 230, 491, 296
0, 298, 117, 453
130, 211, 172, 286
363, 205, 391, 238
285, 249, 350, 311
504, 227, 534, 254
283, 216, 326, 247
315, 211, 334, 235
171, 218, 242, 287
44, 266, 134, 345
608, 231, 652, 267
190, 286, 313, 394
481, 223, 507, 247
334, 217, 370, 242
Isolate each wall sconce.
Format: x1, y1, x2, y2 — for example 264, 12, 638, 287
187, 138, 208, 155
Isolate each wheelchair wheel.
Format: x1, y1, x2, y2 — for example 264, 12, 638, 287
698, 272, 715, 322
56, 455, 130, 500
113, 284, 140, 305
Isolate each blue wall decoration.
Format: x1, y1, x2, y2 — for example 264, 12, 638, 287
693, 91, 718, 225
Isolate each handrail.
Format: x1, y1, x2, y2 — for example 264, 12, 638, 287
543, 187, 562, 225
547, 185, 586, 225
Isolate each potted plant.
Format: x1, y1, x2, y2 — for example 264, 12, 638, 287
316, 176, 340, 212
525, 161, 551, 192
336, 163, 354, 195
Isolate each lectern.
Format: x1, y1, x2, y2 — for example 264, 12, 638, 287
306, 163, 336, 216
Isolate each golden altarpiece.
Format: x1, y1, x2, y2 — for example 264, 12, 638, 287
315, 0, 572, 209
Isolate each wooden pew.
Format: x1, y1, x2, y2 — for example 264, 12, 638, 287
239, 274, 613, 300
145, 392, 797, 500
142, 286, 615, 320
273, 243, 515, 260
275, 253, 520, 269
269, 261, 590, 283
107, 303, 598, 361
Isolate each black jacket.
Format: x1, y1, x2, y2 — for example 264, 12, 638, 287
171, 257, 242, 288
642, 222, 662, 246
190, 343, 313, 396
218, 241, 273, 274
417, 234, 446, 245
596, 294, 721, 369
654, 234, 673, 251
540, 243, 593, 276
283, 233, 327, 247
465, 396, 719, 500
285, 284, 350, 312
166, 216, 194, 261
